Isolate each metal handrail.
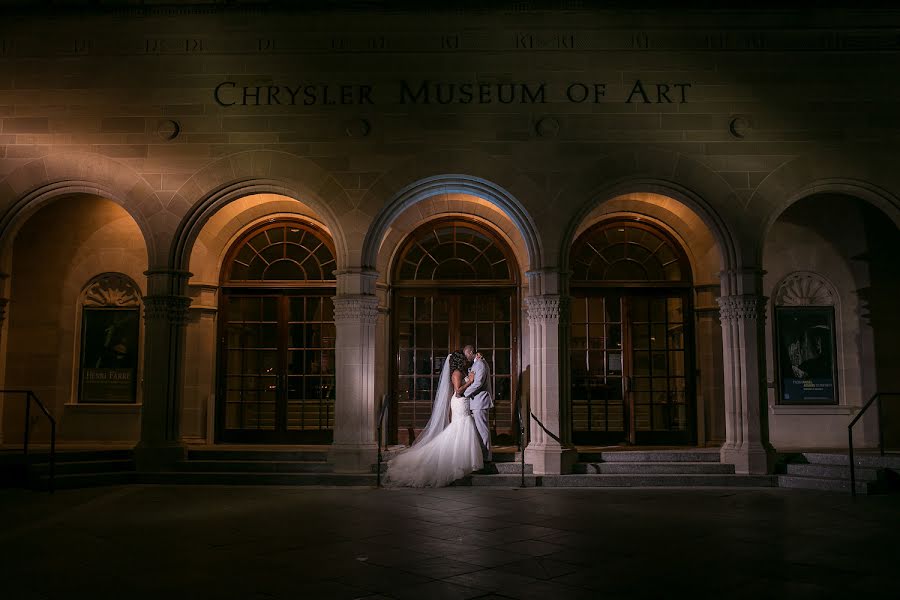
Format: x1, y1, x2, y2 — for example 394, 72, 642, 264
376, 393, 390, 488
848, 391, 900, 498
514, 403, 528, 487
1, 389, 56, 493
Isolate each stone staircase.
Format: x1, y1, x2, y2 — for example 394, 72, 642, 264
465, 449, 777, 488
0, 449, 136, 490
146, 447, 375, 486
777, 452, 900, 495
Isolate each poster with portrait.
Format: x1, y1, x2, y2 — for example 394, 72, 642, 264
775, 306, 837, 405
79, 307, 140, 403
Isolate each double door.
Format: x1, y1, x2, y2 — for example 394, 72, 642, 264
570, 291, 694, 445
392, 290, 516, 446
218, 291, 336, 443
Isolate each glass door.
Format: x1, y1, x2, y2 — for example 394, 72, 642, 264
219, 292, 335, 443
393, 291, 515, 446
571, 292, 693, 445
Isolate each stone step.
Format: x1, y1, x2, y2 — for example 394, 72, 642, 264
373, 460, 531, 474
578, 450, 722, 463
463, 473, 776, 487
29, 459, 135, 475
802, 452, 900, 469
30, 471, 138, 490
176, 460, 333, 473
138, 471, 376, 486
777, 475, 878, 495
785, 463, 881, 480
0, 449, 133, 464
574, 462, 734, 474
540, 474, 777, 488
186, 449, 329, 462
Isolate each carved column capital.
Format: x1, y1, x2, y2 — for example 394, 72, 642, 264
142, 295, 192, 326
333, 294, 379, 324
525, 295, 568, 323
0, 297, 8, 325
717, 294, 766, 322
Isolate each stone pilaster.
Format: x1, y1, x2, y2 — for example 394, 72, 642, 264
717, 292, 775, 474
134, 269, 192, 471
330, 292, 379, 472
523, 294, 577, 475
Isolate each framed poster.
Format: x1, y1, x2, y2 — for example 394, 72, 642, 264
775, 306, 838, 405
79, 307, 140, 403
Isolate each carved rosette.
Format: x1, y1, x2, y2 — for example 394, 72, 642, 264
333, 295, 379, 325
774, 272, 836, 306
83, 273, 141, 307
142, 295, 192, 326
525, 295, 567, 323
717, 295, 766, 321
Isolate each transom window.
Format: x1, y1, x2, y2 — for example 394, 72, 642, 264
224, 221, 336, 284
394, 220, 513, 284
571, 221, 689, 284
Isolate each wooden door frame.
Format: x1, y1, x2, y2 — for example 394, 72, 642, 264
570, 288, 697, 446
216, 287, 336, 444
388, 286, 519, 445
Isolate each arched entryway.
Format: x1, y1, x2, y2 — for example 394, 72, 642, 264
390, 218, 519, 446
217, 218, 337, 443
569, 219, 695, 445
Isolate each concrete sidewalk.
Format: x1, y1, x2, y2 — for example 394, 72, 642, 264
1, 485, 897, 599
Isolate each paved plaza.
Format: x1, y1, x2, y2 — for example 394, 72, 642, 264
1, 485, 898, 599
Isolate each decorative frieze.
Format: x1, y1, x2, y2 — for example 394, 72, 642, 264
333, 294, 379, 324
525, 295, 567, 322
83, 273, 142, 307
142, 295, 192, 325
717, 294, 766, 321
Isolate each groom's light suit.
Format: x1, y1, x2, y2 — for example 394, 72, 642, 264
464, 356, 493, 461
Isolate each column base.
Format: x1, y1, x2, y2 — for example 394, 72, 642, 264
329, 443, 377, 473
721, 443, 775, 475
524, 443, 578, 475
134, 441, 187, 472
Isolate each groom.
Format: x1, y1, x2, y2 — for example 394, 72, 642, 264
463, 344, 493, 463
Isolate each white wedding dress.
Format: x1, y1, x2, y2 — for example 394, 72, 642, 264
385, 358, 484, 488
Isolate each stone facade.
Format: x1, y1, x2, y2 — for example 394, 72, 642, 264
1, 3, 899, 473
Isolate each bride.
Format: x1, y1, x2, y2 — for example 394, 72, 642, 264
385, 351, 484, 487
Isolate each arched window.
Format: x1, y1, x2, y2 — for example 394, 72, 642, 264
394, 220, 514, 284
219, 219, 336, 443
391, 218, 518, 446
569, 220, 694, 445
570, 221, 690, 285
223, 221, 336, 284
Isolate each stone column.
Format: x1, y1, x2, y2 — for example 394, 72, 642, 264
717, 269, 775, 474
329, 269, 379, 472
135, 269, 192, 471
523, 294, 577, 475
0, 287, 8, 446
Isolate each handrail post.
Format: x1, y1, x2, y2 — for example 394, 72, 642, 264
520, 407, 526, 488
849, 427, 856, 499
877, 395, 885, 458
49, 418, 56, 493
23, 393, 31, 463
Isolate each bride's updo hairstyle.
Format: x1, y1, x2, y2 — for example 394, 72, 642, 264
449, 351, 467, 373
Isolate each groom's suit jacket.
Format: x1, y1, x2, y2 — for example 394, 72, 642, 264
464, 356, 494, 410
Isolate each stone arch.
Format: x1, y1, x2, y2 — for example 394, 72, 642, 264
557, 149, 745, 274
748, 150, 900, 264
362, 175, 543, 274
0, 152, 159, 271
357, 150, 545, 269
169, 151, 354, 273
